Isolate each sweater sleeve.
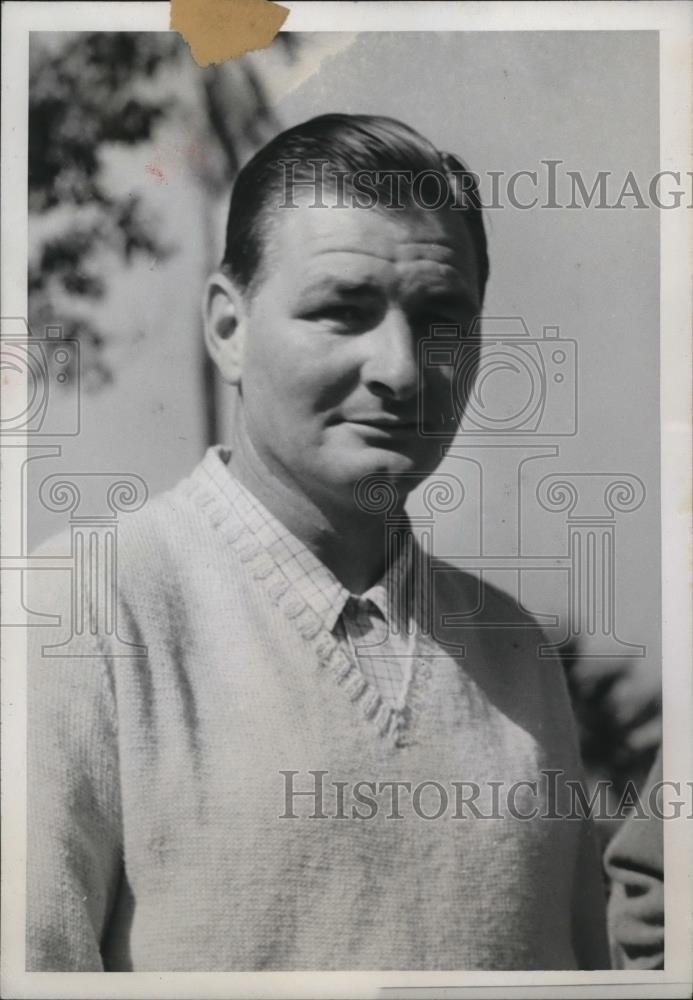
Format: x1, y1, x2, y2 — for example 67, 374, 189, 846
604, 749, 664, 969
571, 814, 612, 969
27, 566, 123, 971
530, 619, 611, 970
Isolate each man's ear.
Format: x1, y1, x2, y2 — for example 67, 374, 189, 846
202, 270, 248, 386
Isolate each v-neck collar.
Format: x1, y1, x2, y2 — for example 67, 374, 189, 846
199, 445, 415, 635
188, 446, 433, 745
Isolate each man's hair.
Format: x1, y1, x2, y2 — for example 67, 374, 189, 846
221, 113, 489, 302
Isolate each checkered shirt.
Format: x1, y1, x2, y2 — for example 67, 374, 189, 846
205, 448, 418, 710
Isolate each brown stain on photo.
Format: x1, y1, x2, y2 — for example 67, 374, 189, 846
145, 163, 168, 184
170, 0, 289, 68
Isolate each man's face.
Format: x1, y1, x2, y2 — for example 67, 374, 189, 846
236, 196, 481, 513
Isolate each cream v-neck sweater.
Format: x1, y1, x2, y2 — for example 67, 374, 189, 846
27, 449, 610, 971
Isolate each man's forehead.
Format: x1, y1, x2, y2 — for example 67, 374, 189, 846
271, 200, 479, 287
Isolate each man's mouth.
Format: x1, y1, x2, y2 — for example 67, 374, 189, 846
345, 415, 420, 431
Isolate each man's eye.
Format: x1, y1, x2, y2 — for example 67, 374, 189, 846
314, 304, 367, 326
408, 315, 448, 337
413, 310, 469, 334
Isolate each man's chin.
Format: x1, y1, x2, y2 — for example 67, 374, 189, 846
303, 437, 446, 514
334, 444, 440, 494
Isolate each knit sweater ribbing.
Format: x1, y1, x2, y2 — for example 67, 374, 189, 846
27, 450, 610, 971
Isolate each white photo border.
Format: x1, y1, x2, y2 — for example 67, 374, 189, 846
1, 2, 691, 998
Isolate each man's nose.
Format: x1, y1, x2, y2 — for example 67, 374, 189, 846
362, 309, 419, 402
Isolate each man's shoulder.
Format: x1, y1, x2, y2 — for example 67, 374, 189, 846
33, 471, 196, 551
428, 556, 574, 747
29, 458, 228, 592
27, 460, 242, 654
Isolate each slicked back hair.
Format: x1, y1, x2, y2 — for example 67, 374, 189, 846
221, 113, 489, 303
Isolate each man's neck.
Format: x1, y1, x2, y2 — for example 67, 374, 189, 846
228, 412, 395, 595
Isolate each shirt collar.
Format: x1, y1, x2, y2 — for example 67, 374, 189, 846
197, 445, 416, 634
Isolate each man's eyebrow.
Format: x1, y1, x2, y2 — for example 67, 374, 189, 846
408, 288, 479, 313
296, 277, 479, 312
298, 276, 382, 297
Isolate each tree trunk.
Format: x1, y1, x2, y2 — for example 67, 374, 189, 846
199, 178, 222, 447
201, 346, 218, 446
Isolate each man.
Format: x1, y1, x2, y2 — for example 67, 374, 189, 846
28, 114, 610, 971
